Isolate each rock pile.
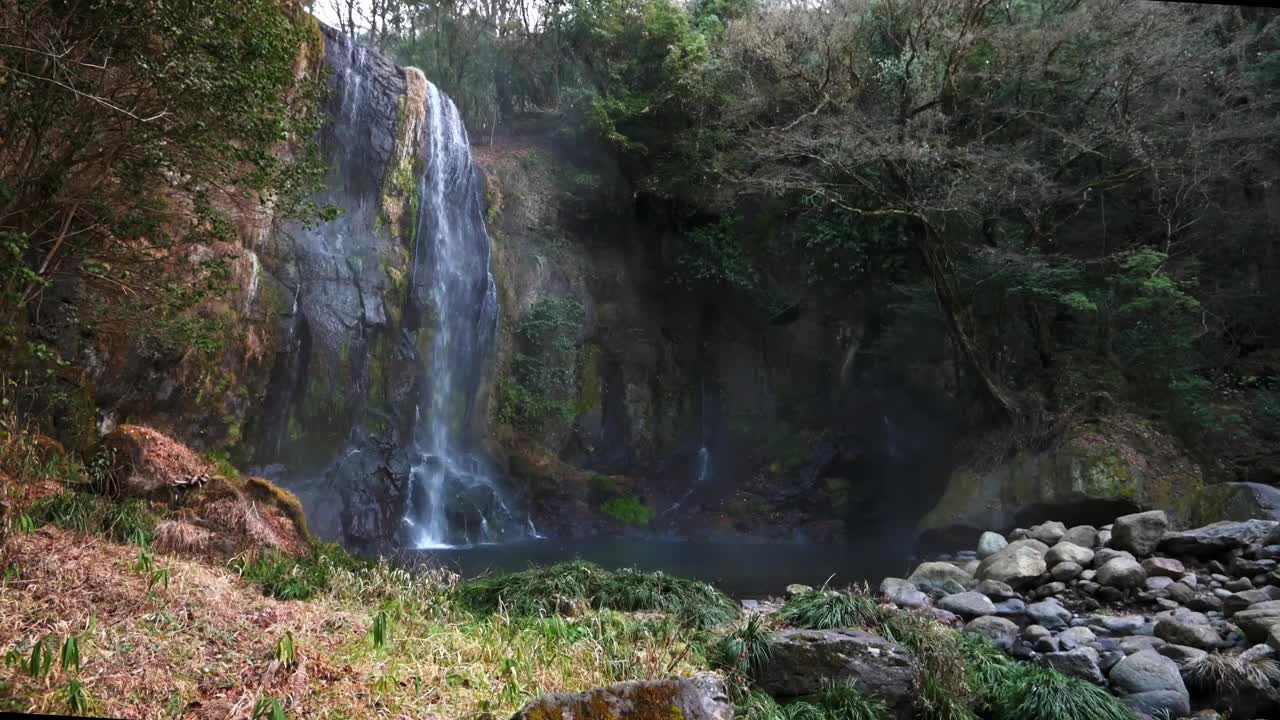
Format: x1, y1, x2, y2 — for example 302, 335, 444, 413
886, 511, 1280, 718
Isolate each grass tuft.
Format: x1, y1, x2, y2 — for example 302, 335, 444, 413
715, 613, 772, 674
28, 491, 162, 546
229, 542, 369, 600
1183, 651, 1280, 694
777, 590, 885, 630
817, 682, 891, 720
988, 664, 1136, 720
455, 561, 738, 629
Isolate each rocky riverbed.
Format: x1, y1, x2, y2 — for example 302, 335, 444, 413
889, 511, 1280, 718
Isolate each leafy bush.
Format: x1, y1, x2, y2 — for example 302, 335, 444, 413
600, 496, 655, 527
455, 561, 737, 629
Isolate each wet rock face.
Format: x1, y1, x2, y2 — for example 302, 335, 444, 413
510, 672, 732, 720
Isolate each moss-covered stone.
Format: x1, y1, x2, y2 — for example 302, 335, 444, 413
918, 413, 1204, 541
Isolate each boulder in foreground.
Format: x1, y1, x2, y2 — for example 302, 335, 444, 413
510, 672, 731, 720
753, 628, 914, 710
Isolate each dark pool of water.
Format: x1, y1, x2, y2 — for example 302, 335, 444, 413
405, 538, 914, 598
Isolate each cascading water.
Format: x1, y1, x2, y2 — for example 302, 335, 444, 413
664, 376, 714, 515
400, 78, 521, 548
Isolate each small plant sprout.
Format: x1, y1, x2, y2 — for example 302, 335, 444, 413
274, 631, 296, 668
371, 606, 392, 649
61, 634, 80, 674
148, 566, 170, 594
252, 696, 286, 720
62, 677, 90, 714
133, 549, 155, 575
15, 513, 35, 534
27, 634, 56, 679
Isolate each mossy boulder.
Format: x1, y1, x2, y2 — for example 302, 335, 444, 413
918, 414, 1202, 546
101, 424, 216, 498
1186, 482, 1280, 526
510, 672, 731, 720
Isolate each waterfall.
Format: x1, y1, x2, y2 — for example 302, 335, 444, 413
665, 376, 714, 515
401, 79, 520, 548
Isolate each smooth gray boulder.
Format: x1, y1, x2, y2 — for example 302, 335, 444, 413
1051, 561, 1083, 582
1230, 606, 1280, 643
1188, 482, 1280, 525
753, 629, 915, 708
1111, 511, 1169, 556
1156, 644, 1207, 667
976, 539, 1049, 589
1058, 626, 1097, 651
977, 531, 1008, 559
880, 578, 929, 609
1095, 614, 1148, 635
1026, 599, 1072, 631
511, 672, 732, 720
963, 615, 1019, 650
1119, 636, 1168, 654
1094, 548, 1137, 567
1159, 520, 1279, 556
1108, 650, 1191, 718
992, 598, 1026, 618
1039, 647, 1105, 685
1045, 542, 1094, 568
1223, 586, 1280, 616
939, 592, 996, 619
1061, 525, 1099, 548
907, 562, 977, 596
1153, 618, 1222, 651
1097, 556, 1147, 588
975, 579, 1016, 600
1028, 521, 1067, 545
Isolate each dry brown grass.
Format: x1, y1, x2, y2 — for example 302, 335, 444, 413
0, 526, 709, 719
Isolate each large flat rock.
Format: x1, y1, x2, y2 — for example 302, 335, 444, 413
510, 673, 731, 720
753, 628, 915, 710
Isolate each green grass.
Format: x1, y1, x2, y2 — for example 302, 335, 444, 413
733, 685, 888, 720
988, 664, 1136, 720
28, 491, 162, 547
777, 590, 885, 630
715, 614, 772, 674
600, 496, 655, 526
229, 542, 369, 601
454, 561, 738, 630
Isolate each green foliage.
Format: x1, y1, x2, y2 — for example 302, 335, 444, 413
600, 496, 655, 527
455, 561, 737, 629
987, 664, 1135, 720
372, 607, 393, 649
777, 591, 885, 630
714, 614, 772, 674
253, 697, 287, 720
815, 683, 890, 720
61, 678, 90, 715
59, 635, 80, 675
498, 296, 584, 432
230, 542, 369, 601
28, 492, 161, 547
274, 631, 297, 668
673, 217, 759, 292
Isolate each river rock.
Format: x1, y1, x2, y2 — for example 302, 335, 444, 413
1230, 605, 1280, 643
1112, 511, 1169, 557
1224, 586, 1280, 616
907, 562, 976, 596
1097, 556, 1146, 588
992, 598, 1026, 618
1142, 557, 1186, 578
977, 531, 1008, 559
1154, 618, 1222, 650
1094, 548, 1137, 567
1157, 644, 1208, 667
1159, 520, 1279, 556
1058, 626, 1096, 650
1026, 598, 1072, 631
1045, 542, 1094, 568
939, 592, 996, 619
1028, 521, 1067, 545
1096, 615, 1148, 635
1051, 562, 1083, 582
880, 578, 929, 609
1061, 525, 1099, 548
1166, 582, 1196, 605
1146, 576, 1175, 592
975, 579, 1016, 600
1108, 649, 1191, 718
754, 629, 914, 707
976, 539, 1049, 589
963, 615, 1019, 650
1039, 647, 1105, 685
1120, 636, 1168, 654
511, 672, 731, 720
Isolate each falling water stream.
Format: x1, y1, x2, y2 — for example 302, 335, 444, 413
400, 78, 521, 548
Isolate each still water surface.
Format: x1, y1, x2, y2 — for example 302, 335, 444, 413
406, 538, 912, 597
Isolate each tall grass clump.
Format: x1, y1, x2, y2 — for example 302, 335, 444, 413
455, 561, 737, 629
28, 491, 161, 546
230, 542, 369, 601
777, 590, 885, 630
1183, 651, 1280, 695
988, 664, 1136, 720
715, 614, 772, 674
